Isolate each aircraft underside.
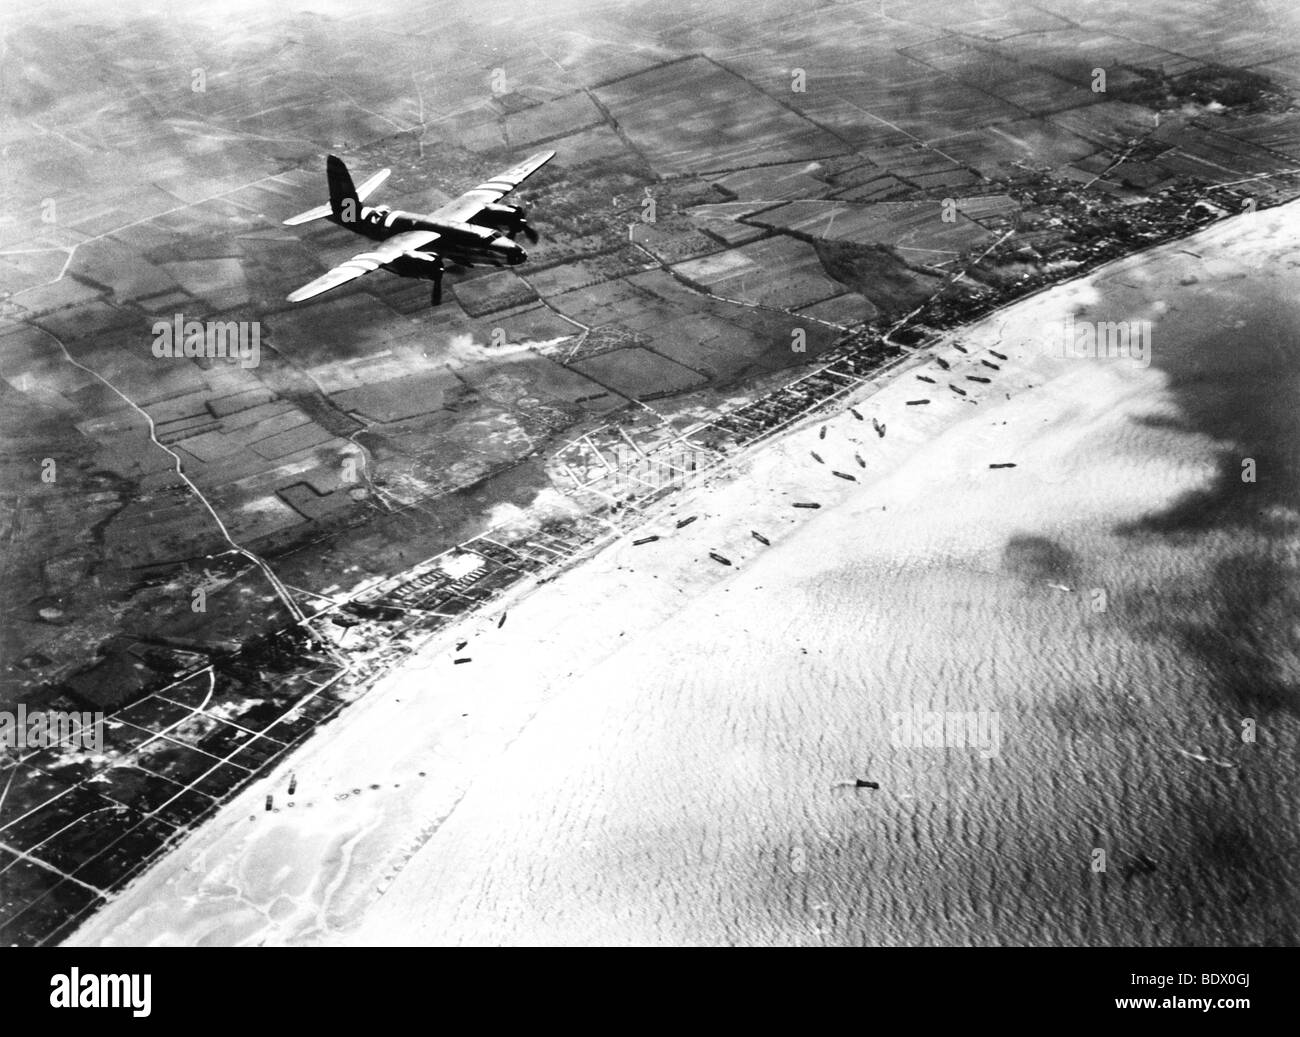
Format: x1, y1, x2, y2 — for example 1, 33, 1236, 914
380, 246, 513, 305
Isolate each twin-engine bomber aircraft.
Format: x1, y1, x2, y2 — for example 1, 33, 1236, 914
283, 149, 555, 306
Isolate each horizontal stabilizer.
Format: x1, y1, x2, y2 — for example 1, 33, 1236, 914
282, 202, 333, 227
355, 168, 391, 201
282, 166, 390, 225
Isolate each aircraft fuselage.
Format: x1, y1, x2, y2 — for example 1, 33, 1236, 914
331, 205, 525, 271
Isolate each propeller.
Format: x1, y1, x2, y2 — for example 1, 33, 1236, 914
515, 205, 539, 244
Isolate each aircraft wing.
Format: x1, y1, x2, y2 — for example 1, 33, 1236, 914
429, 149, 556, 224
286, 229, 440, 302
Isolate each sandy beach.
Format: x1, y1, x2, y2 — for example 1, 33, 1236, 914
69, 202, 1300, 946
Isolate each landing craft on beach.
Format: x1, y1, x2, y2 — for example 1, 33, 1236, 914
819, 425, 827, 439
676, 515, 698, 529
283, 149, 554, 307
967, 375, 991, 383
953, 344, 968, 353
793, 501, 821, 509
990, 350, 1007, 360
810, 450, 824, 463
832, 470, 857, 482
982, 360, 1000, 370
950, 384, 967, 395
989, 462, 1017, 469
872, 418, 885, 437
850, 407, 864, 421
936, 357, 951, 370
855, 453, 866, 468
916, 374, 935, 383
751, 530, 770, 546
708, 551, 732, 566
906, 399, 930, 405
831, 778, 879, 790
633, 535, 660, 546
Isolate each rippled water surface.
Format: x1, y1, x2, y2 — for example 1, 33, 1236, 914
354, 217, 1300, 946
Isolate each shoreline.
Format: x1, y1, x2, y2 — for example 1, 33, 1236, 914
67, 200, 1300, 946
2, 205, 1240, 948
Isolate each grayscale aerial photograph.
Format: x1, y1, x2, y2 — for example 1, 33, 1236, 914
0, 0, 1297, 975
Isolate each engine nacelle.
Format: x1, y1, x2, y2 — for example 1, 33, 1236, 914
473, 202, 537, 242
478, 202, 522, 227
383, 252, 441, 280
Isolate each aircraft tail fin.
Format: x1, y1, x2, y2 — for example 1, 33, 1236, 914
283, 156, 391, 226
327, 155, 360, 217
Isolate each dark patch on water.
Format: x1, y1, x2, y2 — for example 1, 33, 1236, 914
1093, 281, 1300, 717
1168, 552, 1298, 715
1186, 811, 1300, 945
1106, 281, 1300, 538
1201, 821, 1262, 878
1001, 534, 1078, 584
